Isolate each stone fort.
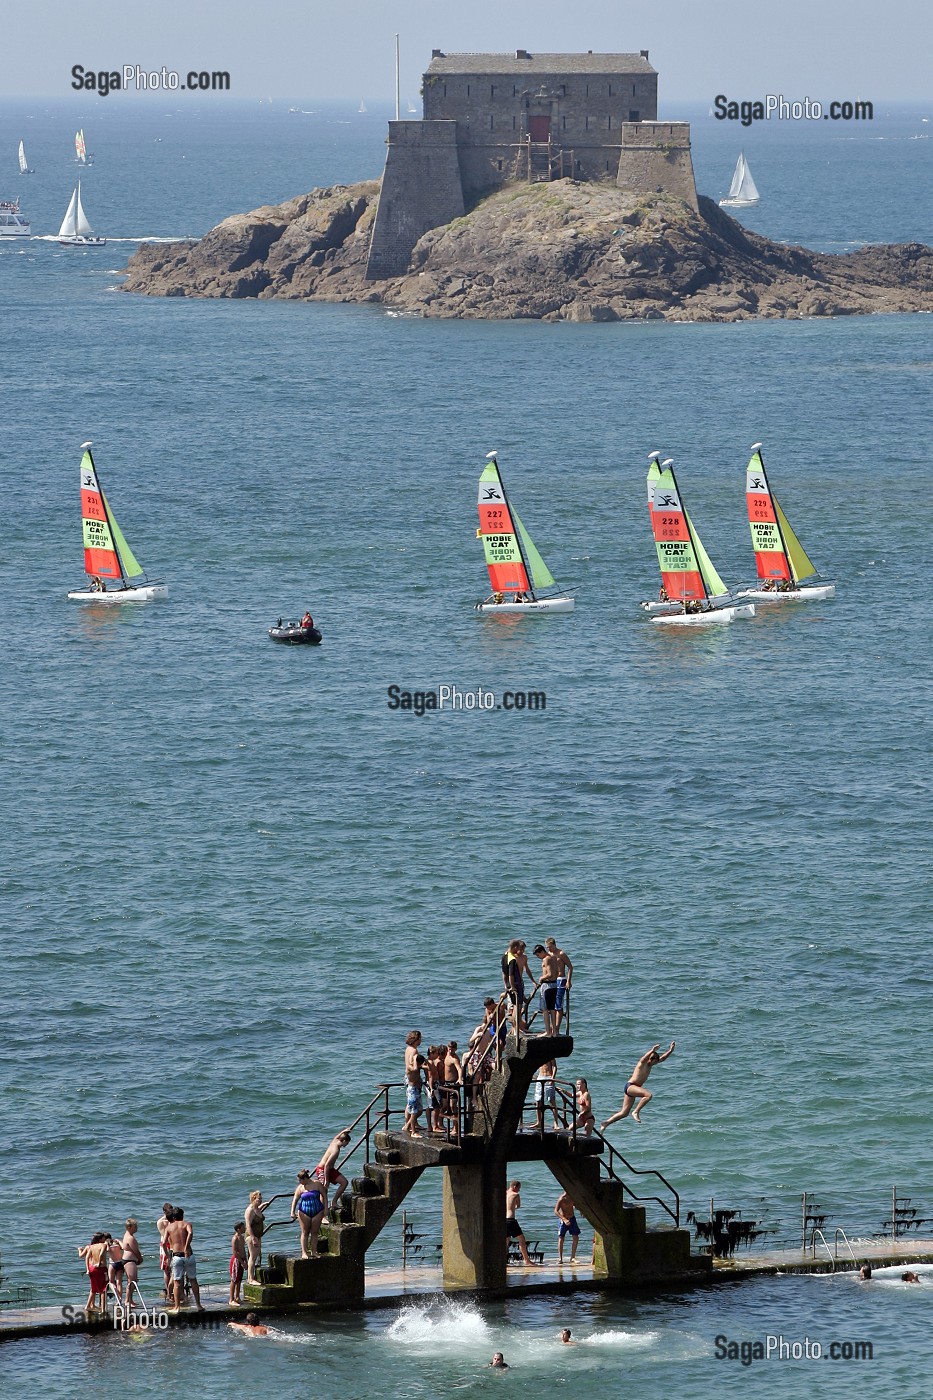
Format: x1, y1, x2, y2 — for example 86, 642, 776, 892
366, 48, 698, 280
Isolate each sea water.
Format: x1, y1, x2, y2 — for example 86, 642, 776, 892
0, 98, 931, 1396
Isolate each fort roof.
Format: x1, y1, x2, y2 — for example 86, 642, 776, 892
426, 50, 656, 76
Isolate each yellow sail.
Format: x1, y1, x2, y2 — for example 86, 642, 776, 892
775, 499, 817, 583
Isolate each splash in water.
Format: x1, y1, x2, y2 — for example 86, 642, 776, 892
385, 1299, 492, 1353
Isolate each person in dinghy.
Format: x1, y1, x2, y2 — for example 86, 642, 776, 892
300, 610, 314, 631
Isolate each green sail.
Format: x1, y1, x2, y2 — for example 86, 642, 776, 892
685, 510, 728, 599
775, 498, 817, 583
513, 511, 555, 591
104, 495, 145, 581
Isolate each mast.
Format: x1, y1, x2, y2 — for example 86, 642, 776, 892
664, 459, 710, 602
486, 450, 535, 601
752, 442, 793, 581
85, 442, 129, 588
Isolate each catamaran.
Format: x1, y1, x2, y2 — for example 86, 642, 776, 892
74, 129, 92, 165
58, 182, 106, 246
736, 444, 835, 602
719, 151, 759, 207
646, 455, 754, 625
67, 443, 167, 603
476, 451, 574, 614
18, 140, 33, 174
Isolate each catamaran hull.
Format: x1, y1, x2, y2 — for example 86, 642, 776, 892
653, 603, 756, 626
478, 597, 575, 615
736, 584, 835, 603
67, 584, 168, 602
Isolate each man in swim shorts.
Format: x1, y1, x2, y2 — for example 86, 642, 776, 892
157, 1202, 174, 1301
230, 1222, 247, 1305
544, 938, 573, 1032
313, 1131, 351, 1216
163, 1207, 204, 1312
532, 944, 561, 1036
506, 1181, 539, 1267
601, 1041, 676, 1128
555, 1190, 580, 1263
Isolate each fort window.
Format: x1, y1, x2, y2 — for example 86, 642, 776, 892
585, 115, 590, 131
607, 115, 612, 129
490, 85, 495, 98
466, 83, 470, 96
562, 115, 567, 129
608, 84, 612, 96
512, 115, 516, 130
629, 109, 640, 122
497, 159, 503, 170
489, 115, 494, 130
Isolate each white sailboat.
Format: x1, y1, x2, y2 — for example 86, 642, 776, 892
476, 452, 574, 614
735, 444, 835, 602
719, 151, 759, 207
358, 98, 367, 114
407, 98, 417, 113
647, 456, 755, 625
18, 140, 33, 175
67, 443, 167, 603
58, 182, 106, 246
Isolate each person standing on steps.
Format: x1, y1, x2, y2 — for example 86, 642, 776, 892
601, 1041, 676, 1128
290, 1170, 326, 1259
245, 1190, 271, 1285
313, 1131, 351, 1217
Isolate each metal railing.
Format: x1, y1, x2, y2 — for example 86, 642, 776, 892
810, 1228, 836, 1271
516, 1080, 680, 1228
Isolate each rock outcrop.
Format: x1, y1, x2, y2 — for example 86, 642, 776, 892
121, 179, 933, 322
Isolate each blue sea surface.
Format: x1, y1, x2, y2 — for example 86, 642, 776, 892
0, 98, 931, 1397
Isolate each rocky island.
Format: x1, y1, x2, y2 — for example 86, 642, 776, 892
121, 179, 933, 322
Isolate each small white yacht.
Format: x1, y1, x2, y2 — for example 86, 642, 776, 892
0, 198, 30, 237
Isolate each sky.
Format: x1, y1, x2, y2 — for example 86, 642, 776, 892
3, 0, 930, 101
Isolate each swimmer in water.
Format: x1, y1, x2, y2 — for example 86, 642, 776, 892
489, 1352, 510, 1368
560, 1328, 575, 1344
229, 1311, 270, 1335
859, 1264, 872, 1280
902, 1271, 921, 1283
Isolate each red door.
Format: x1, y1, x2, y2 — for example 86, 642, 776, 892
528, 115, 550, 142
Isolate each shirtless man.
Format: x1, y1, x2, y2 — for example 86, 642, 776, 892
554, 1191, 580, 1263
544, 938, 573, 1032
505, 1181, 539, 1267
245, 1191, 270, 1284
163, 1207, 204, 1312
229, 1311, 269, 1336
532, 944, 561, 1035
77, 1233, 109, 1313
601, 1042, 675, 1127
313, 1131, 351, 1216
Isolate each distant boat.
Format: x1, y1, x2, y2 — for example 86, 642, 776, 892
646, 455, 754, 625
67, 443, 167, 603
58, 181, 106, 246
735, 444, 835, 603
0, 198, 30, 237
18, 140, 33, 174
358, 99, 367, 114
475, 451, 574, 614
75, 129, 92, 165
407, 97, 417, 113
720, 151, 759, 207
